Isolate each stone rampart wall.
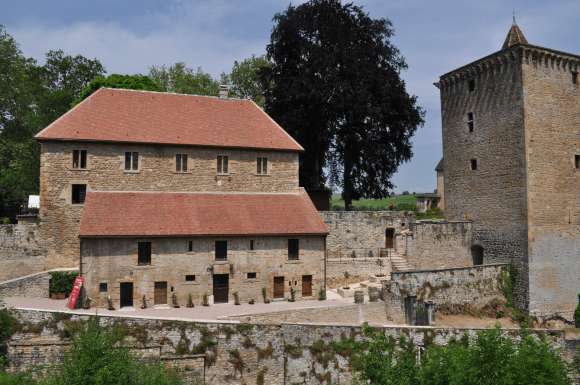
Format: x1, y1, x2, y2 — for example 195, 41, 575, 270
5, 309, 569, 385
0, 223, 47, 282
389, 264, 508, 307
326, 258, 391, 288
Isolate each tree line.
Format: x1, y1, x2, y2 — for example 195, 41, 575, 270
1, 0, 424, 219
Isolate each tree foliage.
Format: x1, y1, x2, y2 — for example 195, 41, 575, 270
350, 325, 572, 385
261, 0, 424, 208
149, 63, 219, 96
76, 74, 161, 103
221, 55, 270, 107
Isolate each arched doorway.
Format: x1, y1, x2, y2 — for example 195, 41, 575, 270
471, 245, 484, 266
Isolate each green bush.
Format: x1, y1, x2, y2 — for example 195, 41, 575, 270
351, 325, 571, 385
0, 372, 36, 385
574, 294, 580, 328
49, 271, 78, 295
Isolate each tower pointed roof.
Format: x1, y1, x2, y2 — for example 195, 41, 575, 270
502, 19, 528, 49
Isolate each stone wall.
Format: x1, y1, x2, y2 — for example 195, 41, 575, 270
326, 258, 391, 289
321, 211, 412, 259
5, 309, 569, 385
39, 141, 300, 266
522, 52, 580, 320
82, 236, 325, 308
389, 264, 508, 308
0, 223, 47, 282
0, 268, 78, 299
406, 221, 473, 270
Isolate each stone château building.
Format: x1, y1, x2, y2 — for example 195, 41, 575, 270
437, 22, 579, 319
35, 88, 327, 308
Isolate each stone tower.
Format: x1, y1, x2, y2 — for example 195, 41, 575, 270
437, 22, 580, 319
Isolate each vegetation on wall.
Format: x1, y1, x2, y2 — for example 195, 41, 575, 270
347, 324, 572, 385
575, 294, 580, 328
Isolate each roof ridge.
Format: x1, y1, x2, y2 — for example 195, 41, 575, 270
100, 87, 251, 102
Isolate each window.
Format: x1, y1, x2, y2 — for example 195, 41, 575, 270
185, 275, 196, 282
215, 240, 227, 260
468, 79, 475, 92
176, 154, 188, 172
247, 272, 257, 279
124, 152, 139, 171
288, 239, 299, 260
71, 184, 87, 204
72, 150, 87, 169
249, 239, 255, 251
257, 157, 268, 174
573, 72, 578, 85
138, 241, 151, 265
467, 112, 474, 132
217, 155, 229, 174
470, 159, 478, 171
99, 282, 108, 293
188, 240, 193, 252
575, 154, 580, 169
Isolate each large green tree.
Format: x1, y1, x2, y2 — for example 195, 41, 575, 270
149, 63, 219, 96
221, 55, 270, 107
261, 0, 424, 209
76, 74, 161, 103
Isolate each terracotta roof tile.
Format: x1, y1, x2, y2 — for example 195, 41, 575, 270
79, 189, 327, 237
36, 88, 303, 152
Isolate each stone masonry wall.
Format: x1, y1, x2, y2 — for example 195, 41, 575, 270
439, 48, 529, 310
321, 211, 412, 259
522, 51, 580, 320
326, 258, 391, 289
389, 264, 508, 308
6, 309, 569, 385
406, 221, 473, 270
82, 236, 324, 308
0, 223, 47, 282
39, 141, 300, 267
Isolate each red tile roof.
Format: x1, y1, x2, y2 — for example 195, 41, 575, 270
79, 189, 327, 237
35, 88, 303, 152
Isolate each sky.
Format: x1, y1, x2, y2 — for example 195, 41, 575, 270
3, 0, 579, 194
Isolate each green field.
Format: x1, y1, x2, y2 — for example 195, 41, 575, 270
331, 194, 417, 211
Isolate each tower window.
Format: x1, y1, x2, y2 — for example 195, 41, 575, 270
249, 239, 255, 250
467, 112, 474, 132
573, 72, 578, 85
468, 79, 476, 92
575, 154, 580, 169
188, 240, 193, 252
470, 159, 478, 171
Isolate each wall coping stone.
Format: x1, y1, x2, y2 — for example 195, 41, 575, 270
391, 263, 509, 276
0, 267, 78, 286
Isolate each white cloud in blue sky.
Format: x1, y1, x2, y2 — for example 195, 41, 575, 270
3, 0, 579, 193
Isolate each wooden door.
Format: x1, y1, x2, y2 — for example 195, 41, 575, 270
385, 228, 395, 249
213, 274, 229, 303
302, 275, 312, 297
154, 281, 167, 305
273, 276, 285, 299
120, 282, 133, 308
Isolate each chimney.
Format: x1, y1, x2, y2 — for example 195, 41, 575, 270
219, 85, 230, 99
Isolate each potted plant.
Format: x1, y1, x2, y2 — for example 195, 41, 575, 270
202, 292, 210, 306
172, 292, 180, 308
141, 295, 147, 309
107, 295, 115, 310
187, 293, 194, 308
343, 271, 351, 290
49, 271, 78, 299
262, 287, 270, 304
318, 287, 326, 301
233, 291, 241, 305
288, 286, 296, 302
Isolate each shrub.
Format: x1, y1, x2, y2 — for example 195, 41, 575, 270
574, 294, 580, 328
49, 271, 79, 295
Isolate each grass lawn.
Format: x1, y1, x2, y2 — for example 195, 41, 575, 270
331, 194, 417, 211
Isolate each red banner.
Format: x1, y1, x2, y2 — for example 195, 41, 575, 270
67, 276, 85, 310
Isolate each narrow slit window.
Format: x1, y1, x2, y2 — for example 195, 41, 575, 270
257, 157, 268, 174
467, 112, 474, 132
249, 239, 255, 251
176, 154, 188, 172
470, 159, 478, 171
125, 152, 139, 171
468, 79, 475, 92
138, 241, 151, 265
188, 240, 193, 252
575, 154, 580, 169
71, 184, 87, 204
72, 150, 87, 169
217, 155, 229, 174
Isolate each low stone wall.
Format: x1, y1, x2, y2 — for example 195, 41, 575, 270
321, 211, 411, 259
0, 268, 78, 299
5, 309, 570, 385
0, 223, 47, 282
326, 258, 391, 288
389, 264, 508, 308
406, 221, 473, 270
